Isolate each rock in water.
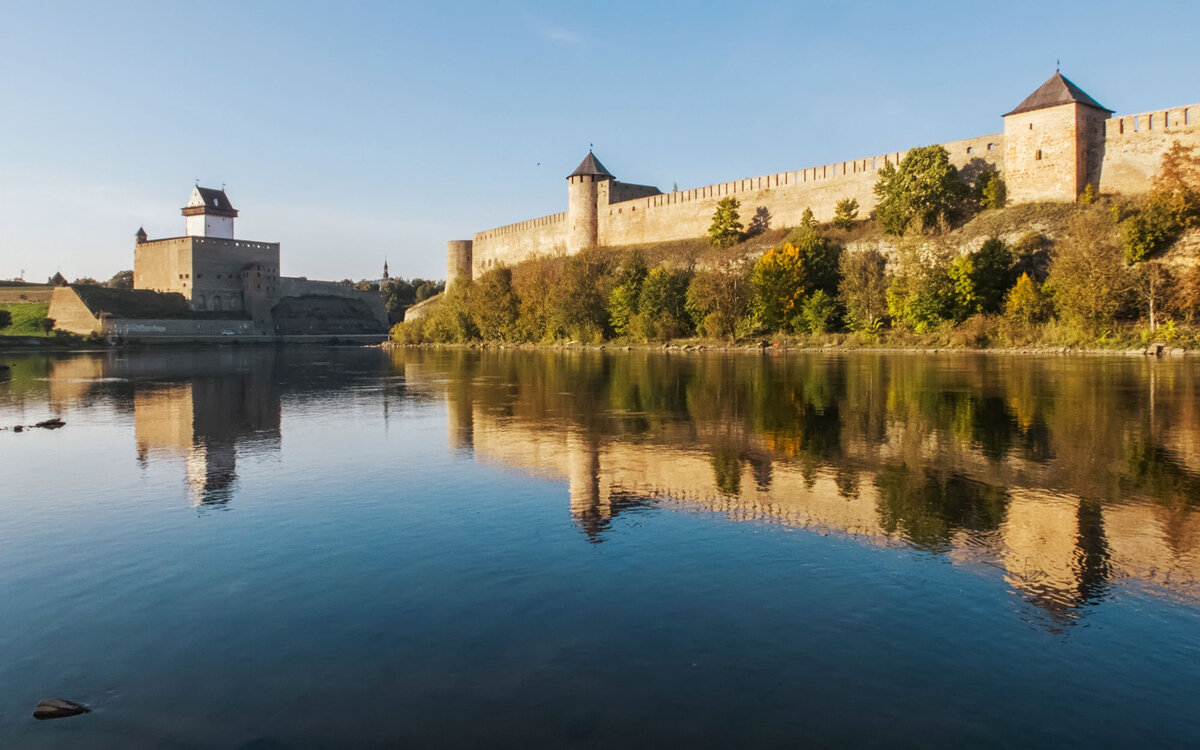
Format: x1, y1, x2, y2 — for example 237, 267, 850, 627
33, 698, 91, 720
34, 417, 65, 430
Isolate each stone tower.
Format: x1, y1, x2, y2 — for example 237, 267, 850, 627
182, 186, 238, 239
1003, 72, 1112, 203
446, 240, 474, 288
566, 151, 613, 254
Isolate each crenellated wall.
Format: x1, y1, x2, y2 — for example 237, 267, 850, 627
472, 212, 567, 276
468, 134, 1002, 274
458, 91, 1200, 281
1099, 104, 1200, 195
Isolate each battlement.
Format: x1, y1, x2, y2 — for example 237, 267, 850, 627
474, 212, 566, 242
457, 73, 1200, 282
1106, 103, 1198, 137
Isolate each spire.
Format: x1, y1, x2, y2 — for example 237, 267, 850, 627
135, 226, 147, 244
567, 151, 614, 180
1005, 72, 1112, 117
382, 256, 390, 281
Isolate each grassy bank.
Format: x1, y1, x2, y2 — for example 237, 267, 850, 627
0, 302, 53, 337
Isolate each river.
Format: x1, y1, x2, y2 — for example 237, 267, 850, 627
1, 347, 1198, 748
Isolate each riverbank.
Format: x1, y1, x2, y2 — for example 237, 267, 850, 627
382, 338, 1197, 358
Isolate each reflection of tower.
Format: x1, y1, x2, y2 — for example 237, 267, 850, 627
445, 391, 475, 453
568, 430, 610, 540
1001, 492, 1111, 622
133, 364, 281, 506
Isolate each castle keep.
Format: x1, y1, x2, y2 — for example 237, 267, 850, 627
49, 186, 388, 339
447, 73, 1200, 285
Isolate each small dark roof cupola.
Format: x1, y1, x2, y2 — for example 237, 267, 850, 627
135, 226, 148, 244
1004, 72, 1113, 116
567, 151, 615, 181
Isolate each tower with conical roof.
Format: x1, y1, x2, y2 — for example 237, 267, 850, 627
1003, 71, 1113, 203
566, 150, 614, 253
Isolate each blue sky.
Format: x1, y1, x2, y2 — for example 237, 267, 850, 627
0, 1, 1196, 283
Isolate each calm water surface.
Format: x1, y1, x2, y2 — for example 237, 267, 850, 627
1, 348, 1199, 748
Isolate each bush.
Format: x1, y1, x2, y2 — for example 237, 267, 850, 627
0, 310, 10, 330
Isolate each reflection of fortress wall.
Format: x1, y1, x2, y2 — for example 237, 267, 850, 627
462, 406, 1200, 606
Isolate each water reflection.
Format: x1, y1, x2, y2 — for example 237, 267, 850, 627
396, 349, 1200, 624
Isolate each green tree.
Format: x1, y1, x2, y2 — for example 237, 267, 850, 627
108, 270, 134, 289
607, 252, 648, 337
838, 249, 889, 332
970, 237, 1016, 314
548, 250, 617, 341
469, 267, 520, 341
686, 263, 751, 339
948, 254, 977, 321
751, 243, 806, 331
783, 226, 842, 295
799, 207, 817, 229
797, 290, 837, 334
708, 197, 744, 247
886, 237, 956, 332
832, 198, 859, 230
874, 146, 969, 235
976, 167, 1007, 210
636, 267, 692, 340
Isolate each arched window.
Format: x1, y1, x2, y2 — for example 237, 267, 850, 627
212, 295, 222, 311
196, 295, 206, 310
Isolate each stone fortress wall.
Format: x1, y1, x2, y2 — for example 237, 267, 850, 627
452, 74, 1200, 285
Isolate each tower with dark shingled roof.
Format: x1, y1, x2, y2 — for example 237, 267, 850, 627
1002, 72, 1113, 203
566, 150, 614, 253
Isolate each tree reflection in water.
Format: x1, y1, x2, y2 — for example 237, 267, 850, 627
398, 348, 1200, 624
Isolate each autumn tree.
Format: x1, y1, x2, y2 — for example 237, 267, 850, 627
1048, 212, 1131, 334
686, 262, 751, 339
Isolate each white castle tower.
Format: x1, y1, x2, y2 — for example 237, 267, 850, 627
182, 186, 238, 239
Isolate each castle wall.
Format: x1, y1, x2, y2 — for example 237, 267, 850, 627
0, 285, 54, 304
47, 287, 102, 335
466, 135, 1002, 275
134, 237, 280, 313
278, 277, 388, 327
598, 134, 1001, 248
1098, 104, 1200, 195
471, 212, 567, 275
135, 237, 193, 297
190, 238, 279, 313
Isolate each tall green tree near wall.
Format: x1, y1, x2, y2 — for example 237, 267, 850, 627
874, 145, 969, 235
708, 197, 744, 247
